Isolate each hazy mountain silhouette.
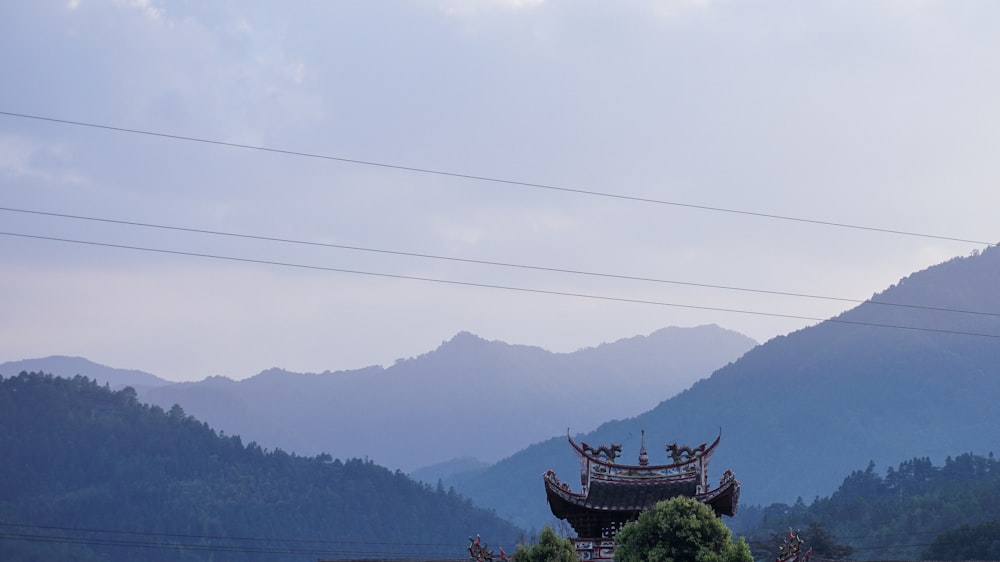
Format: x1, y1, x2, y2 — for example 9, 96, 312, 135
446, 246, 1000, 532
0, 355, 171, 390
5, 326, 755, 474
409, 456, 491, 486
135, 325, 755, 472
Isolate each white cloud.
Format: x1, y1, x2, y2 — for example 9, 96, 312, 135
0, 135, 89, 185
3, 0, 999, 380
114, 0, 165, 22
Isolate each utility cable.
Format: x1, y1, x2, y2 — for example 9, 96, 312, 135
0, 110, 993, 246
4, 230, 1000, 341
0, 531, 462, 558
0, 521, 469, 549
0, 521, 492, 559
3, 206, 998, 320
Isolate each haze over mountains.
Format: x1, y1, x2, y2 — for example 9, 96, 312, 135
7, 246, 999, 538
0, 355, 171, 391
1, 324, 756, 473
447, 246, 1000, 531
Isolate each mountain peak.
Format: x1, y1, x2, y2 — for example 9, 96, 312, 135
0, 356, 170, 388
447, 331, 488, 344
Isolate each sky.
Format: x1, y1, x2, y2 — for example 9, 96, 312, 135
1, 0, 998, 382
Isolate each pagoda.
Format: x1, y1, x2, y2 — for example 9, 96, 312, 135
543, 430, 740, 561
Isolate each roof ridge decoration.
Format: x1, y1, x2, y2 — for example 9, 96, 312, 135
580, 441, 623, 464
544, 428, 740, 545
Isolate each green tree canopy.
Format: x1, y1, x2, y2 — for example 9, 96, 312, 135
511, 526, 577, 562
614, 497, 752, 562
923, 520, 1000, 561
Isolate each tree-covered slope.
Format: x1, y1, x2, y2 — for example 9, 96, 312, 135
0, 372, 522, 562
448, 246, 1000, 531
741, 453, 1000, 561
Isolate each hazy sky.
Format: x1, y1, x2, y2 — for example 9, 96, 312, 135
2, 0, 998, 382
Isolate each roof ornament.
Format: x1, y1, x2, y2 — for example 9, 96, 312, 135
776, 528, 811, 562
468, 534, 507, 562
665, 441, 707, 464
638, 429, 649, 466
580, 441, 622, 463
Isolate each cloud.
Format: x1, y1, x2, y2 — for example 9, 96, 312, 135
113, 0, 166, 23
3, 0, 999, 381
0, 134, 89, 185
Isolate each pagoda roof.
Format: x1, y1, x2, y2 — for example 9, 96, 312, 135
543, 469, 739, 538
543, 430, 739, 538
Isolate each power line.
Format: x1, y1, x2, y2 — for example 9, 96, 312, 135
0, 521, 466, 549
0, 531, 462, 558
0, 110, 993, 246
3, 206, 998, 320
0, 521, 970, 559
0, 521, 489, 559
4, 230, 1000, 341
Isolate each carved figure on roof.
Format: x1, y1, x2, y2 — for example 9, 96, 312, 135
665, 441, 706, 464
581, 441, 623, 463
469, 534, 495, 562
544, 430, 740, 548
776, 528, 811, 562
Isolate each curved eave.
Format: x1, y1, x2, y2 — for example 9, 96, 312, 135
544, 471, 739, 519
696, 478, 741, 518
567, 430, 722, 471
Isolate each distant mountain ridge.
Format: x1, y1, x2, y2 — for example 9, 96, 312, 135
0, 355, 171, 389
2, 325, 756, 473
446, 246, 1000, 531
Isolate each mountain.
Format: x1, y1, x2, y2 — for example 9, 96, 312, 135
740, 452, 1000, 561
0, 371, 523, 562
132, 325, 756, 472
410, 456, 491, 486
0, 355, 171, 390
447, 246, 1000, 531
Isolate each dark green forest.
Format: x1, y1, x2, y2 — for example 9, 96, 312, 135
737, 453, 1000, 560
0, 372, 523, 561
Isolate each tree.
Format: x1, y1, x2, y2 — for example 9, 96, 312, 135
614, 497, 752, 562
511, 526, 577, 562
923, 520, 1000, 561
801, 522, 853, 559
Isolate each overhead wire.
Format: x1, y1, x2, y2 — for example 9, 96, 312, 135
0, 110, 993, 246
4, 230, 1000, 341
0, 521, 979, 558
3, 110, 998, 327
2, 206, 999, 320
0, 532, 462, 558
3, 104, 997, 562
0, 521, 491, 559
3, 111, 1000, 342
0, 521, 470, 549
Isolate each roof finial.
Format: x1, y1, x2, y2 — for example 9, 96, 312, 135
638, 429, 649, 466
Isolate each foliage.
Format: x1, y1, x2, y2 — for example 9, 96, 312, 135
922, 520, 1000, 561
510, 526, 577, 562
754, 523, 852, 561
613, 496, 752, 562
0, 372, 523, 562
742, 453, 1000, 560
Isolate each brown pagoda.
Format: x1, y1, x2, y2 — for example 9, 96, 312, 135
543, 430, 740, 560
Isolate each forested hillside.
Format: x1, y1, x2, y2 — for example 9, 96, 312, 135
448, 246, 1000, 531
0, 372, 522, 562
739, 453, 1000, 561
